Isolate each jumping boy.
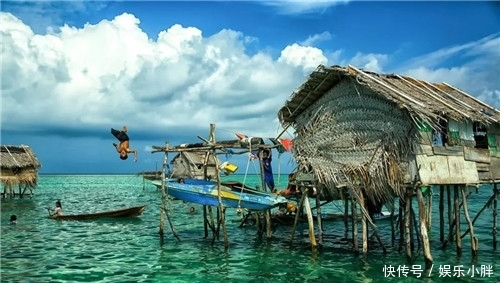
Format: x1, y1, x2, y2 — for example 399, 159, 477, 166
111, 126, 138, 162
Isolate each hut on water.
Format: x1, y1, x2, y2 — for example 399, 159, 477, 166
0, 145, 42, 198
169, 151, 220, 180
277, 65, 499, 262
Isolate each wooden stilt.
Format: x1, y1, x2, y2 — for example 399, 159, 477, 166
344, 193, 349, 239
411, 207, 421, 251
209, 124, 229, 249
398, 196, 404, 252
290, 188, 308, 243
461, 193, 496, 238
159, 142, 169, 237
142, 172, 145, 191
447, 185, 452, 241
303, 194, 317, 249
494, 183, 498, 250
316, 194, 324, 245
405, 188, 412, 262
461, 186, 478, 257
390, 196, 395, 247
351, 196, 358, 254
439, 185, 445, 242
358, 191, 368, 257
454, 185, 462, 256
426, 188, 432, 232
203, 205, 208, 237
264, 210, 272, 239
416, 187, 433, 270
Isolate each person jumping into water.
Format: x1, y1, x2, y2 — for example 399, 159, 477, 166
111, 126, 138, 162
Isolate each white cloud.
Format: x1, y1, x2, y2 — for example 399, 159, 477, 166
300, 31, 332, 46
259, 0, 351, 15
0, 12, 327, 140
349, 52, 389, 73
278, 43, 328, 70
395, 34, 500, 109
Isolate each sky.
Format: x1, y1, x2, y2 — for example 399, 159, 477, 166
1, 0, 499, 174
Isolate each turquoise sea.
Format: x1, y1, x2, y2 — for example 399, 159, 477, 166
1, 174, 499, 283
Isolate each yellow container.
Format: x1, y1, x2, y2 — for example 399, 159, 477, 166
224, 163, 238, 173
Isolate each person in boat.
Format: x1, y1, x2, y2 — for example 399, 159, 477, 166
178, 178, 185, 184
111, 126, 138, 162
9, 215, 17, 225
48, 200, 63, 217
279, 173, 299, 196
262, 149, 275, 192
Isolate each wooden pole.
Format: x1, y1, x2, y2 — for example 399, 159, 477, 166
461, 186, 478, 257
390, 196, 395, 247
461, 193, 496, 239
398, 196, 404, 252
210, 124, 229, 249
203, 205, 208, 238
351, 196, 358, 254
159, 142, 168, 237
303, 194, 317, 249
344, 194, 349, 239
454, 185, 462, 256
439, 185, 444, 242
358, 191, 368, 257
426, 188, 432, 232
447, 185, 452, 241
290, 188, 308, 243
316, 194, 324, 245
494, 183, 498, 250
404, 188, 412, 262
416, 187, 433, 270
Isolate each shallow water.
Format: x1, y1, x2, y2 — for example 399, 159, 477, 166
1, 175, 499, 282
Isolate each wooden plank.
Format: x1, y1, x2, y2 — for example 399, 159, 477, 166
414, 143, 434, 156
478, 171, 492, 182
416, 155, 479, 185
433, 146, 464, 156
463, 148, 491, 163
491, 157, 500, 180
476, 162, 490, 172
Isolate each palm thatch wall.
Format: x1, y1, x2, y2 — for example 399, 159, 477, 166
1, 145, 42, 197
170, 151, 219, 180
278, 65, 500, 207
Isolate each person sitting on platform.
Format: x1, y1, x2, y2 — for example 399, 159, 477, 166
111, 126, 138, 162
279, 173, 299, 196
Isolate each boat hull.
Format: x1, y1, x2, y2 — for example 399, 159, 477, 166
152, 180, 287, 211
50, 205, 146, 220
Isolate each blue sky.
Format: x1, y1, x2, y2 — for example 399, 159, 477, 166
1, 0, 499, 174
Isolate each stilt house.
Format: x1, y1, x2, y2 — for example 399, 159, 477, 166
1, 145, 42, 198
278, 65, 500, 209
170, 151, 219, 180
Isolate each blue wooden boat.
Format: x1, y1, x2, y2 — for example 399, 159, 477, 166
151, 178, 288, 211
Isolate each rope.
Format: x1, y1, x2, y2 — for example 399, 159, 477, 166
277, 152, 282, 190
237, 137, 255, 212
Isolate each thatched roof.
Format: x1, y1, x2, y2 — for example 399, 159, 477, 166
170, 151, 217, 166
278, 65, 500, 127
1, 145, 41, 169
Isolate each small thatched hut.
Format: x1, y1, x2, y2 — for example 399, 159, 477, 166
170, 151, 219, 180
1, 145, 42, 198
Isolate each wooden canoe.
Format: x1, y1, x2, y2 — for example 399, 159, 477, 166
49, 205, 146, 220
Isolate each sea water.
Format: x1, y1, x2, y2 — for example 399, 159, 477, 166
1, 175, 499, 283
